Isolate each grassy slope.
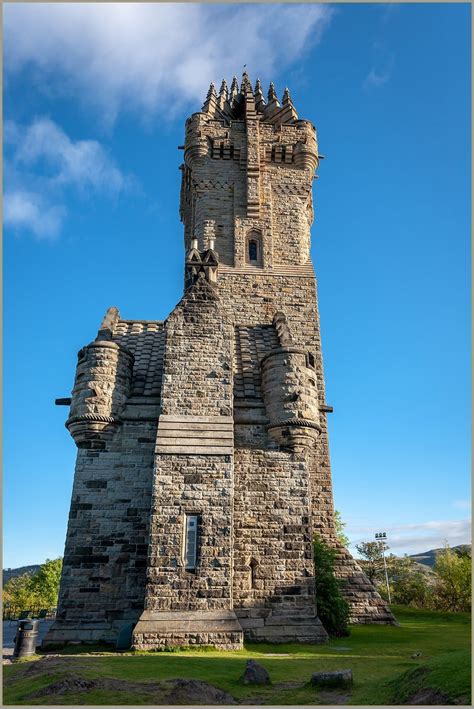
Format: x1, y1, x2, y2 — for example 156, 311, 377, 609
3, 606, 471, 705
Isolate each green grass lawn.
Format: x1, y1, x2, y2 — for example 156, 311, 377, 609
3, 606, 471, 705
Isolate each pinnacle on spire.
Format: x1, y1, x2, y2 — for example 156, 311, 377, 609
268, 82, 277, 101
219, 79, 228, 99
241, 70, 252, 93
206, 81, 217, 99
202, 81, 218, 113
254, 78, 265, 105
217, 79, 229, 112
282, 87, 291, 104
230, 76, 239, 101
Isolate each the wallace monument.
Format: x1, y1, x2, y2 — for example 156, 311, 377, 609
45, 74, 394, 650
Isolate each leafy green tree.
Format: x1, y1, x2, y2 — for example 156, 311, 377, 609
386, 555, 432, 608
355, 540, 389, 583
432, 545, 471, 612
3, 573, 36, 611
334, 509, 350, 547
313, 536, 350, 636
29, 558, 63, 607
3, 558, 63, 613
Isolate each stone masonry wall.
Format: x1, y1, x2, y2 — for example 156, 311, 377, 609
141, 276, 239, 645
45, 418, 157, 645
232, 441, 327, 642
218, 270, 336, 539
145, 455, 234, 612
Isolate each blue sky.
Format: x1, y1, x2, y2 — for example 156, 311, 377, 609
3, 3, 471, 567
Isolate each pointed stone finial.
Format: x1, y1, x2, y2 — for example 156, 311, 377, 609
241, 71, 252, 93
255, 78, 265, 103
202, 81, 218, 113
219, 79, 228, 99
230, 76, 239, 101
206, 81, 217, 99
97, 306, 120, 340
282, 87, 291, 104
268, 82, 277, 101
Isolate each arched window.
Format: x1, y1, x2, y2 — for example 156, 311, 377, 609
246, 231, 262, 266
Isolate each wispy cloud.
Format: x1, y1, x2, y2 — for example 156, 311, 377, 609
363, 8, 396, 91
4, 118, 129, 240
3, 3, 333, 124
347, 518, 471, 556
4, 191, 67, 240
364, 65, 392, 89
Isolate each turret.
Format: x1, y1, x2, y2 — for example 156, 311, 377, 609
261, 312, 321, 451
65, 307, 134, 446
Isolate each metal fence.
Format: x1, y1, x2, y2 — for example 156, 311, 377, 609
2, 604, 57, 621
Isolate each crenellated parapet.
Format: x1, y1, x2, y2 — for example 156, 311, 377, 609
261, 312, 321, 451
66, 308, 134, 446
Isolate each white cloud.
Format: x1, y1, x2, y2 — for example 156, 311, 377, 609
4, 118, 129, 239
7, 118, 127, 193
3, 3, 333, 123
4, 190, 66, 240
364, 67, 391, 88
348, 518, 471, 556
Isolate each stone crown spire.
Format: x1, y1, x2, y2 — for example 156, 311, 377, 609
200, 72, 299, 124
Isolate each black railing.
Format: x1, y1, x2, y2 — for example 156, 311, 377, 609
2, 605, 57, 621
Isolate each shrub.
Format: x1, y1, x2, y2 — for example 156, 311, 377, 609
313, 536, 350, 636
432, 546, 471, 612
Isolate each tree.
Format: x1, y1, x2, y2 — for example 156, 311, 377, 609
3, 558, 63, 613
29, 558, 63, 607
334, 509, 350, 548
432, 545, 471, 612
3, 573, 37, 611
313, 536, 350, 636
355, 540, 389, 583
386, 555, 432, 608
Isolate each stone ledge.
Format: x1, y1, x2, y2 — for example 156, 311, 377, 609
132, 610, 243, 650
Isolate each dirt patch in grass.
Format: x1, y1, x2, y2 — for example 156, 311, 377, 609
406, 686, 455, 705
5, 656, 92, 681
26, 675, 237, 705
390, 665, 466, 705
317, 689, 352, 705
31, 676, 96, 697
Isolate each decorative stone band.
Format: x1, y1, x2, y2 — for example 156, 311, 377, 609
66, 414, 123, 429
87, 340, 135, 361
219, 263, 314, 278
155, 415, 234, 455
259, 346, 307, 367
267, 417, 322, 433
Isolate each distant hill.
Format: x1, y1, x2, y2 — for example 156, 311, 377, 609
409, 544, 471, 568
3, 564, 41, 585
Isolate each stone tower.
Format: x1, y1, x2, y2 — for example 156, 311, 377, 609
45, 74, 394, 650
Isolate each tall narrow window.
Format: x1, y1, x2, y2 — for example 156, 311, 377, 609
249, 558, 258, 589
185, 515, 199, 570
248, 239, 258, 262
246, 231, 263, 266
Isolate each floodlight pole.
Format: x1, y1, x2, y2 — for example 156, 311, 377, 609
375, 531, 391, 604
